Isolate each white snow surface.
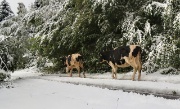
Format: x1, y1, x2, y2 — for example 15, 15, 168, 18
0, 67, 180, 109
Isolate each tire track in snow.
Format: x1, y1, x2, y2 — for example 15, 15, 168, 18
3, 73, 180, 100
37, 75, 180, 100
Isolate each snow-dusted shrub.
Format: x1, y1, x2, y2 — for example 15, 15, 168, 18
158, 67, 179, 75
0, 73, 6, 81
144, 34, 179, 73
0, 70, 10, 81
142, 1, 170, 33
136, 0, 180, 73
0, 17, 17, 36
144, 2, 166, 15
173, 13, 180, 36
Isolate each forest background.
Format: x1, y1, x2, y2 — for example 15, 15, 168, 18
0, 0, 179, 75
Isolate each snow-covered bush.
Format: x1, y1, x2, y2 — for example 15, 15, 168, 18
157, 67, 179, 75
0, 70, 10, 81
0, 72, 6, 81
143, 34, 179, 73
173, 13, 180, 36
136, 0, 180, 73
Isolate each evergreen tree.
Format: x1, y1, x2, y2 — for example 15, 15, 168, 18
0, 0, 14, 22
34, 0, 49, 9
17, 2, 27, 17
34, 0, 43, 9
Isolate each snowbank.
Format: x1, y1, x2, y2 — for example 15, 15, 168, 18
11, 66, 42, 80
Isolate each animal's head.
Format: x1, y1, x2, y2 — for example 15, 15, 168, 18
99, 46, 113, 63
99, 51, 108, 63
60, 56, 67, 67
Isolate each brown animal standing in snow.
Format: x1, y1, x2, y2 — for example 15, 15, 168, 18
99, 45, 142, 81
62, 53, 85, 78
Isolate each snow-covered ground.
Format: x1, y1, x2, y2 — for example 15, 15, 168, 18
0, 67, 180, 109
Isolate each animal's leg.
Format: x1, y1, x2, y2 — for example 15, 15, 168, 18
80, 63, 86, 78
108, 62, 116, 79
136, 53, 142, 81
70, 68, 73, 77
81, 65, 86, 78
111, 67, 118, 79
137, 61, 142, 81
83, 72, 86, 78
77, 67, 81, 77
114, 67, 118, 79
66, 67, 69, 74
124, 57, 138, 81
111, 69, 115, 79
138, 68, 141, 81
132, 67, 137, 81
66, 67, 71, 77
133, 61, 139, 81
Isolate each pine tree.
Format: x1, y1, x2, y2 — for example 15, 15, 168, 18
17, 2, 27, 17
34, 0, 42, 9
0, 0, 14, 22
34, 0, 49, 9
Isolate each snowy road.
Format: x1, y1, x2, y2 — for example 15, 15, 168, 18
1, 78, 180, 109
40, 75, 180, 99
1, 68, 180, 109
